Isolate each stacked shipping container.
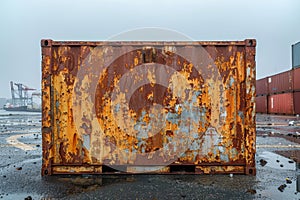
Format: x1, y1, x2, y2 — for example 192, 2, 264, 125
256, 67, 300, 115
294, 67, 300, 114
293, 91, 300, 114
256, 95, 268, 113
268, 93, 294, 115
267, 70, 293, 94
294, 67, 300, 91
292, 41, 300, 69
256, 78, 268, 96
292, 42, 300, 114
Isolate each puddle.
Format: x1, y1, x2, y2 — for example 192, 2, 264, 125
296, 175, 300, 192
259, 151, 296, 170
21, 157, 41, 164
259, 180, 300, 200
0, 193, 41, 200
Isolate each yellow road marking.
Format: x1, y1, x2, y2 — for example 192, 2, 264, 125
5, 134, 37, 151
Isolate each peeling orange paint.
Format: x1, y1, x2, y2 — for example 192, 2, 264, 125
41, 39, 256, 176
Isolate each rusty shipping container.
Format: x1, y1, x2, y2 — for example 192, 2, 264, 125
294, 92, 300, 115
256, 78, 268, 96
293, 67, 300, 91
268, 93, 294, 115
292, 41, 300, 69
41, 39, 256, 176
256, 95, 268, 114
267, 70, 293, 94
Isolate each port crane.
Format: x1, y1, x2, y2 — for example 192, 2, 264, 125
10, 81, 36, 106
4, 81, 41, 112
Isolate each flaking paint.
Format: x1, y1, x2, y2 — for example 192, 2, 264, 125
41, 40, 256, 175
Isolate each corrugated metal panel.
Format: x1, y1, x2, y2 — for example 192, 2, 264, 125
293, 67, 300, 91
256, 78, 268, 96
294, 92, 300, 114
256, 95, 268, 113
41, 39, 256, 176
292, 42, 300, 69
267, 70, 293, 94
268, 93, 294, 115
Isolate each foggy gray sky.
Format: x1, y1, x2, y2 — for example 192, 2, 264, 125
0, 0, 299, 98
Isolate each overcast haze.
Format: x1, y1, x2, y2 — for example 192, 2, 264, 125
0, 0, 299, 98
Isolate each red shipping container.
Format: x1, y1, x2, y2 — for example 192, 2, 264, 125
293, 68, 300, 91
294, 92, 300, 114
268, 70, 293, 94
256, 95, 268, 113
256, 78, 268, 96
268, 93, 294, 115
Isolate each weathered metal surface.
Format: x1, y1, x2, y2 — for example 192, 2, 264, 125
294, 92, 300, 115
268, 93, 294, 115
41, 39, 256, 175
256, 95, 268, 114
256, 78, 268, 96
267, 70, 293, 94
293, 67, 300, 91
292, 41, 300, 69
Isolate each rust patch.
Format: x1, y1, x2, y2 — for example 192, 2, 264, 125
41, 39, 256, 175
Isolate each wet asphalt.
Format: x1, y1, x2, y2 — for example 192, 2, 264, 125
0, 111, 300, 200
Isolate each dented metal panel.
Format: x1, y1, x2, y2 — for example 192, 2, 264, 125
294, 92, 300, 114
41, 39, 256, 176
293, 67, 300, 91
256, 95, 268, 114
268, 93, 294, 115
267, 70, 293, 94
256, 78, 268, 96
